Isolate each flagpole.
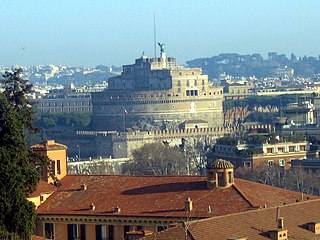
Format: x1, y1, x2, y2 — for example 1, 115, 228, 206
123, 108, 127, 133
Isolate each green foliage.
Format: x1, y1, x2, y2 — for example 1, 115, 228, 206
224, 95, 300, 111
35, 112, 91, 129
216, 137, 238, 145
0, 69, 42, 239
235, 165, 320, 195
244, 112, 279, 124
122, 142, 187, 175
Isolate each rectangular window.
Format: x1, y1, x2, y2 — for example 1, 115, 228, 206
267, 148, 273, 154
217, 172, 224, 187
57, 160, 61, 175
123, 226, 130, 240
279, 159, 285, 167
289, 146, 295, 152
300, 145, 306, 151
44, 223, 54, 239
268, 160, 274, 166
67, 224, 79, 240
244, 161, 251, 168
51, 161, 55, 175
228, 171, 232, 183
278, 147, 284, 153
95, 225, 107, 240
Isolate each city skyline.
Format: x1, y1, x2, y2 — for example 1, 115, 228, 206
1, 0, 320, 67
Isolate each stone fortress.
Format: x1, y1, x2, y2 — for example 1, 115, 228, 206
91, 45, 224, 131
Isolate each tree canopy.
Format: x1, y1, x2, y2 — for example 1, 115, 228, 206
122, 142, 187, 175
0, 69, 42, 239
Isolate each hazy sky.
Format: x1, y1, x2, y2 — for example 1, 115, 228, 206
1, 0, 320, 67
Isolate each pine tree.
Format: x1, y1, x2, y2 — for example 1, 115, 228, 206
0, 69, 41, 239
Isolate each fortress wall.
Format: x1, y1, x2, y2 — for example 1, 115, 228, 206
91, 92, 224, 131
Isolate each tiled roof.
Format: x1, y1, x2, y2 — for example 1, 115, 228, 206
142, 199, 320, 240
29, 180, 57, 198
209, 159, 234, 169
188, 199, 320, 240
141, 224, 193, 240
37, 175, 317, 218
31, 140, 67, 151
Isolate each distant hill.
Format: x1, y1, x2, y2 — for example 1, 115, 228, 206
186, 52, 320, 79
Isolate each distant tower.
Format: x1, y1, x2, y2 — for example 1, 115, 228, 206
206, 159, 234, 189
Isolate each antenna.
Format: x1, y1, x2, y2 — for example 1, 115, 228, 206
154, 12, 157, 59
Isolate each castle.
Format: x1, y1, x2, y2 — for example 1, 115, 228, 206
91, 46, 224, 131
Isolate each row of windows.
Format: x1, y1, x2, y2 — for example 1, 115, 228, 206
266, 145, 306, 154
40, 102, 91, 107
104, 89, 222, 100
100, 98, 220, 106
43, 108, 92, 113
177, 79, 205, 87
44, 223, 168, 240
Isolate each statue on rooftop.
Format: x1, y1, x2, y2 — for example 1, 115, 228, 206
158, 42, 165, 53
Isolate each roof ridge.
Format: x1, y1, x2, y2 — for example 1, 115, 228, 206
231, 184, 257, 208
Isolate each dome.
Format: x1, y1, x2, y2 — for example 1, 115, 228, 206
209, 159, 234, 169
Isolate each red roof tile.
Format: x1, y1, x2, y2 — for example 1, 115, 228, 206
37, 175, 317, 219
29, 180, 57, 198
31, 140, 67, 151
188, 199, 320, 240
143, 199, 320, 240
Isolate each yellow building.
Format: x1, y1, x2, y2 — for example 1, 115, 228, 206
31, 140, 68, 184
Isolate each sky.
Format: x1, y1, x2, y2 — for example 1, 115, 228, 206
1, 0, 320, 67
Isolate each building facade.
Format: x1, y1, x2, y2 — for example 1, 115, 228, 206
35, 159, 315, 240
35, 85, 92, 113
212, 139, 317, 169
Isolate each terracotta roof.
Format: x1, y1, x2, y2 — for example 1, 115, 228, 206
29, 180, 57, 198
37, 175, 317, 218
142, 199, 320, 240
31, 140, 67, 151
188, 199, 320, 240
209, 159, 234, 169
141, 224, 193, 240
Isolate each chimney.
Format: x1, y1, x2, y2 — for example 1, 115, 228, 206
277, 217, 284, 229
81, 183, 87, 190
115, 206, 121, 213
89, 203, 95, 211
185, 197, 193, 212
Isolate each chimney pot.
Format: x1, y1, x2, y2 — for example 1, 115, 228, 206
185, 197, 193, 212
278, 217, 284, 229
89, 203, 95, 211
115, 206, 121, 213
81, 183, 87, 190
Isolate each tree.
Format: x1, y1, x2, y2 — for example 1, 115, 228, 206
122, 142, 187, 175
0, 69, 42, 239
